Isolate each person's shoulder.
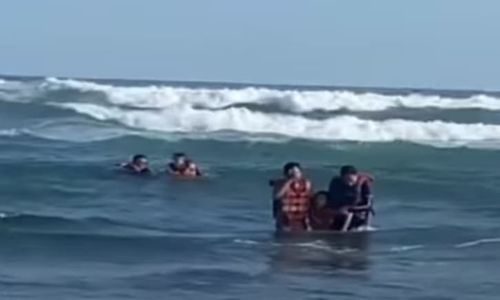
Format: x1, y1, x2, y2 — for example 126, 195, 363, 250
361, 179, 373, 190
329, 176, 342, 184
358, 173, 374, 186
121, 164, 148, 175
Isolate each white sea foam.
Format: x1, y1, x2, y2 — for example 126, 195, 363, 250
0, 129, 20, 137
42, 78, 500, 112
294, 241, 358, 254
455, 238, 500, 248
3, 77, 500, 147
0, 122, 129, 142
233, 239, 260, 245
0, 79, 27, 90
52, 102, 500, 146
390, 245, 425, 252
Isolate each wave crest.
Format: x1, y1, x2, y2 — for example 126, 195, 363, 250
54, 102, 500, 147
42, 78, 500, 112
4, 77, 500, 148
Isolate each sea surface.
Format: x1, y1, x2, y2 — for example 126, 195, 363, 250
1, 76, 500, 300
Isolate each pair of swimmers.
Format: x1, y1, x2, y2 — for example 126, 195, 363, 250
271, 163, 374, 233
121, 152, 202, 178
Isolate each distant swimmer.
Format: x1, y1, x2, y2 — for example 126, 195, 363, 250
121, 154, 152, 175
168, 152, 202, 178
328, 165, 374, 231
272, 162, 313, 232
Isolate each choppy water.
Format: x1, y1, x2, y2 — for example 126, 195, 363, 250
1, 76, 500, 299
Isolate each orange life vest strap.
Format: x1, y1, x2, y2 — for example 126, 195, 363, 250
355, 173, 374, 207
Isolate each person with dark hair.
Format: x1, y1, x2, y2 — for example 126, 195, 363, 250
271, 162, 313, 232
168, 152, 201, 178
309, 191, 337, 231
121, 154, 152, 175
327, 165, 374, 231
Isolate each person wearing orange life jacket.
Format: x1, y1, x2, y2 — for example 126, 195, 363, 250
327, 165, 374, 231
273, 162, 313, 232
168, 152, 201, 178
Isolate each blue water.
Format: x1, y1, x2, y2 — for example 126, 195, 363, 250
1, 76, 500, 299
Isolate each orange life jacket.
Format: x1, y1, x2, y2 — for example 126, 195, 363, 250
281, 179, 311, 222
354, 173, 374, 205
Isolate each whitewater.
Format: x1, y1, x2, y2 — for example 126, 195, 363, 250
1, 76, 500, 148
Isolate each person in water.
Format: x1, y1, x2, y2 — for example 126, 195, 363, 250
121, 154, 152, 175
272, 162, 313, 232
328, 165, 374, 231
168, 152, 201, 178
309, 191, 337, 231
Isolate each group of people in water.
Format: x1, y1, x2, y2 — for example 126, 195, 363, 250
121, 152, 202, 177
121, 153, 374, 233
271, 163, 374, 233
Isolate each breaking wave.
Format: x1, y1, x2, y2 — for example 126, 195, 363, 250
54, 102, 500, 146
2, 77, 500, 147
40, 78, 500, 112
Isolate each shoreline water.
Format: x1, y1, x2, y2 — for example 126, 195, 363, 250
1, 74, 500, 299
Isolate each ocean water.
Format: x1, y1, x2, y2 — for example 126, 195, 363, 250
1, 76, 500, 300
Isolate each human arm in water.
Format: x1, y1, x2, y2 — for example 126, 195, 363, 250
167, 162, 175, 174
328, 178, 372, 212
349, 181, 373, 213
118, 162, 153, 175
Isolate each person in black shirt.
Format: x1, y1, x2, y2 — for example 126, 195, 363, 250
121, 154, 152, 175
327, 165, 373, 231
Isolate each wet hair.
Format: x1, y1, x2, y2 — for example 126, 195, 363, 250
173, 152, 187, 160
340, 165, 358, 177
132, 154, 147, 164
312, 191, 329, 208
283, 162, 301, 176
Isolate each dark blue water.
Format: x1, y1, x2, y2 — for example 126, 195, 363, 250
1, 76, 500, 299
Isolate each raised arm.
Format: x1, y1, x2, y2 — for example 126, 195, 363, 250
275, 179, 291, 200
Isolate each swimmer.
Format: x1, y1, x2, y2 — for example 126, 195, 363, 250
121, 154, 152, 175
167, 152, 201, 178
